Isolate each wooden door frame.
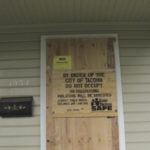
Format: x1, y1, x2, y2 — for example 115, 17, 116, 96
40, 34, 126, 150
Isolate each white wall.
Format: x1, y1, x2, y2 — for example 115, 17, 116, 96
0, 23, 150, 150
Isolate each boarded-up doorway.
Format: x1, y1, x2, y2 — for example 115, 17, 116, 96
46, 37, 119, 150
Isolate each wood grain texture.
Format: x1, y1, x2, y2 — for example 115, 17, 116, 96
46, 38, 119, 150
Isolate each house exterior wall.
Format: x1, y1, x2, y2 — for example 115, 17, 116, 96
0, 23, 150, 150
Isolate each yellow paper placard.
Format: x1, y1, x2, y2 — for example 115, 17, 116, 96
53, 56, 72, 70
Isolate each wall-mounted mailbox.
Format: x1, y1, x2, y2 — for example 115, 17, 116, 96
0, 97, 33, 117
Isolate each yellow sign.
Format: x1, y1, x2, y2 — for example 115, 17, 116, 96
53, 56, 72, 70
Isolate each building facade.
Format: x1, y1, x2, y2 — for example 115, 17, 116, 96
0, 23, 150, 150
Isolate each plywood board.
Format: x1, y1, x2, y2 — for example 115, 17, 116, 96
46, 38, 119, 150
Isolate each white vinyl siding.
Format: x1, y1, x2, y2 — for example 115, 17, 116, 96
0, 33, 40, 150
0, 24, 150, 150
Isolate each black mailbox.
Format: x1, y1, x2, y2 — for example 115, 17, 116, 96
0, 97, 33, 117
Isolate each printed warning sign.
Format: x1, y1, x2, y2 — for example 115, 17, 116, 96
53, 56, 72, 70
51, 70, 117, 117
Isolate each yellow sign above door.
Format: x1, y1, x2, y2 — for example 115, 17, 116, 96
53, 56, 72, 70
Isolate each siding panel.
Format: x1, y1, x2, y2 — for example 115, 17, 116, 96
0, 126, 40, 136
0, 136, 40, 146
123, 84, 150, 93
126, 122, 150, 132
120, 39, 150, 47
0, 87, 40, 97
1, 147, 40, 150
0, 59, 40, 69
0, 41, 39, 51
125, 113, 150, 122
124, 103, 150, 112
123, 93, 150, 103
0, 78, 40, 88
126, 132, 150, 142
127, 143, 150, 150
121, 66, 150, 74
122, 74, 150, 83
121, 57, 150, 65
0, 117, 40, 126
0, 68, 40, 78
0, 50, 40, 60
120, 48, 150, 56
